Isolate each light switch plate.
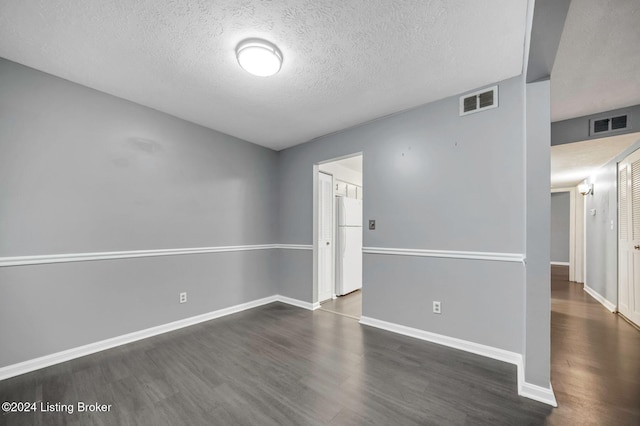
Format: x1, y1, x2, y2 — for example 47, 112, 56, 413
369, 220, 376, 230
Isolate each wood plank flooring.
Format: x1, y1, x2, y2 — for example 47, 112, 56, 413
547, 265, 640, 425
319, 290, 362, 319
0, 267, 638, 425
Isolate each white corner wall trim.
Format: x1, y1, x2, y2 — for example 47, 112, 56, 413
362, 247, 525, 263
583, 285, 617, 313
550, 261, 570, 266
0, 244, 313, 267
359, 316, 557, 407
359, 316, 521, 366
519, 382, 558, 407
0, 295, 278, 381
0, 294, 320, 381
276, 295, 318, 311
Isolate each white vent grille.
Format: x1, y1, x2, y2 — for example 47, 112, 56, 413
459, 86, 498, 116
620, 165, 628, 240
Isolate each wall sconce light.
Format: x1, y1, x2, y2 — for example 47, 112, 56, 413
578, 183, 593, 196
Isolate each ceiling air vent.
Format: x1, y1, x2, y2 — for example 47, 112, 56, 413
463, 96, 477, 113
612, 115, 628, 130
590, 114, 629, 135
593, 118, 610, 133
460, 86, 498, 116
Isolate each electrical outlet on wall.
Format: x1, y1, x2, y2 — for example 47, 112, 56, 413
179, 292, 187, 304
433, 301, 441, 314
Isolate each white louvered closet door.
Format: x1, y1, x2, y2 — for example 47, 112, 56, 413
618, 149, 640, 327
318, 172, 334, 303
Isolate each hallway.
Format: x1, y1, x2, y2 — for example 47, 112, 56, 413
549, 265, 640, 424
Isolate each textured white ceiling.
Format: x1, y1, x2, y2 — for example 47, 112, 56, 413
551, 132, 640, 188
551, 0, 640, 122
0, 0, 528, 150
333, 155, 363, 174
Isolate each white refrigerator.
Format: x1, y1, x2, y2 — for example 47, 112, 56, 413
335, 197, 363, 296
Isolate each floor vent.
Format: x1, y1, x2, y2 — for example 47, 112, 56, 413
460, 86, 498, 116
590, 114, 629, 135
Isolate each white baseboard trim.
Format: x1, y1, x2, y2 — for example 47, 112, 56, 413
275, 295, 318, 311
0, 293, 324, 381
0, 295, 279, 381
519, 382, 558, 407
359, 316, 557, 407
359, 316, 521, 366
550, 261, 570, 266
0, 295, 557, 408
362, 247, 524, 263
583, 285, 617, 313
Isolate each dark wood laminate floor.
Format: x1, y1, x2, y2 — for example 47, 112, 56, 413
319, 290, 362, 319
547, 265, 640, 425
1, 268, 637, 425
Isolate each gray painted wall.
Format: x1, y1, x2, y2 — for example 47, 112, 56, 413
0, 58, 279, 367
0, 59, 279, 256
551, 192, 570, 263
277, 249, 313, 303
0, 251, 278, 367
524, 80, 552, 388
584, 138, 640, 306
279, 76, 526, 253
0, 57, 553, 390
278, 75, 528, 353
364, 256, 524, 352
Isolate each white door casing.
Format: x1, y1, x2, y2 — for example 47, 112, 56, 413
618, 149, 640, 326
318, 172, 334, 303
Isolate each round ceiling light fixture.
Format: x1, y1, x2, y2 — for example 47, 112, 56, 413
236, 38, 283, 77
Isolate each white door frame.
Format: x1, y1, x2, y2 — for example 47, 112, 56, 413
313, 153, 363, 305
575, 186, 585, 284
551, 187, 577, 281
312, 167, 335, 305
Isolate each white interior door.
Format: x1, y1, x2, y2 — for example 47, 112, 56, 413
318, 172, 334, 303
619, 149, 640, 327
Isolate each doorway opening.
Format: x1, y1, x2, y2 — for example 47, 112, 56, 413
550, 133, 640, 324
313, 153, 363, 320
549, 133, 640, 413
550, 188, 576, 279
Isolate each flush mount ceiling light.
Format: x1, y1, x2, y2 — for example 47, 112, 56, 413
236, 39, 282, 77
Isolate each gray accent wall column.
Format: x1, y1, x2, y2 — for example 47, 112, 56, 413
526, 0, 571, 84
524, 79, 552, 388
